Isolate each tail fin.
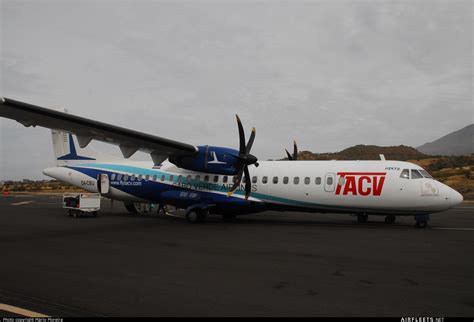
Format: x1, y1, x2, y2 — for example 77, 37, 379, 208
52, 130, 99, 166
50, 107, 117, 166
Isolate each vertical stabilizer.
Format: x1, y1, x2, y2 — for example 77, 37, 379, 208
50, 107, 109, 166
52, 130, 100, 166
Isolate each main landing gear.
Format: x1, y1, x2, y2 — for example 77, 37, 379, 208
384, 215, 396, 224
357, 214, 397, 224
357, 214, 368, 223
185, 209, 209, 224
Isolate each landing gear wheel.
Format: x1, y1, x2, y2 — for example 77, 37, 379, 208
415, 221, 427, 229
357, 214, 368, 223
385, 215, 396, 224
186, 210, 200, 224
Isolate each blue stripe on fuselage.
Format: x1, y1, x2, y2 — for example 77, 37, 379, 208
67, 163, 377, 214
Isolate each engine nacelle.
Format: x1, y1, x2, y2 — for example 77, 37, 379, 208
169, 145, 240, 175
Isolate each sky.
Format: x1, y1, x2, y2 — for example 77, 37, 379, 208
0, 0, 472, 180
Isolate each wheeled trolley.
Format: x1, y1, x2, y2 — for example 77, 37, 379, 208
63, 193, 101, 218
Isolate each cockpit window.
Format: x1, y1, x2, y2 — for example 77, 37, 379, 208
411, 169, 423, 179
419, 169, 433, 179
400, 169, 409, 179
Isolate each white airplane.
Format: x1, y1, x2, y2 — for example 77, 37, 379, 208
0, 97, 463, 227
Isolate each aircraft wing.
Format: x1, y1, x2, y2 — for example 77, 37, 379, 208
0, 97, 198, 164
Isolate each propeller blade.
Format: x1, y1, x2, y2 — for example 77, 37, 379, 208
227, 167, 244, 197
246, 127, 256, 154
244, 166, 251, 199
293, 140, 298, 160
236, 115, 246, 155
285, 149, 293, 160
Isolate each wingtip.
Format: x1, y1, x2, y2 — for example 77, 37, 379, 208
293, 140, 297, 145
235, 114, 241, 122
252, 127, 256, 133
1, 97, 5, 104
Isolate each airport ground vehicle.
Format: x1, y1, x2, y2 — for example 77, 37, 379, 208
63, 193, 101, 218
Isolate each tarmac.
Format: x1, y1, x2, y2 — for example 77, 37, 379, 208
0, 194, 473, 317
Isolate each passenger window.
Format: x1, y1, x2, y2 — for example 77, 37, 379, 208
273, 176, 278, 184
213, 175, 219, 183
400, 169, 409, 179
111, 173, 116, 180
160, 175, 165, 181
124, 174, 129, 181
233, 176, 239, 183
117, 174, 122, 180
252, 176, 257, 184
327, 177, 333, 185
138, 175, 143, 181
145, 175, 150, 181
153, 175, 157, 181
262, 176, 268, 184
294, 177, 299, 184
315, 177, 321, 185
283, 176, 289, 184
178, 175, 182, 183
169, 175, 174, 182
186, 175, 191, 183
131, 174, 135, 181
195, 175, 200, 181
304, 177, 310, 185
411, 169, 423, 179
204, 175, 209, 182
223, 176, 228, 183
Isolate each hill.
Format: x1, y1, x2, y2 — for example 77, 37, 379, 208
297, 145, 427, 161
417, 124, 474, 156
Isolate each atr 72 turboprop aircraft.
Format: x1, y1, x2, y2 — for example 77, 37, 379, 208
0, 97, 463, 227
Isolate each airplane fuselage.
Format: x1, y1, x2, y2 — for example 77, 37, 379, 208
43, 159, 463, 217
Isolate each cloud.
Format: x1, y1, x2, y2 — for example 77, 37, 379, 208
0, 0, 472, 179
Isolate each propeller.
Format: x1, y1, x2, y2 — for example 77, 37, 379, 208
285, 140, 298, 160
227, 115, 259, 199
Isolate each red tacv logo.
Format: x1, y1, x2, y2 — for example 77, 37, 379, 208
335, 172, 386, 196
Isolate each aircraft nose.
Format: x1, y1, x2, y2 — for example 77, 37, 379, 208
444, 186, 463, 207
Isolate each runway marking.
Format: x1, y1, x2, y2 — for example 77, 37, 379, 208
433, 227, 474, 231
0, 303, 49, 317
10, 201, 35, 206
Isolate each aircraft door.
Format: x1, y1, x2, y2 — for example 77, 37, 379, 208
324, 173, 336, 192
97, 173, 110, 194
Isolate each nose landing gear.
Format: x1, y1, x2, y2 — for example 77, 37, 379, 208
414, 214, 430, 229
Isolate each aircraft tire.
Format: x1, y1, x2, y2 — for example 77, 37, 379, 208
415, 221, 427, 229
357, 214, 368, 223
186, 210, 200, 224
385, 215, 396, 224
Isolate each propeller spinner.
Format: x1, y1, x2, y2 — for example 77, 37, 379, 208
227, 115, 259, 199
